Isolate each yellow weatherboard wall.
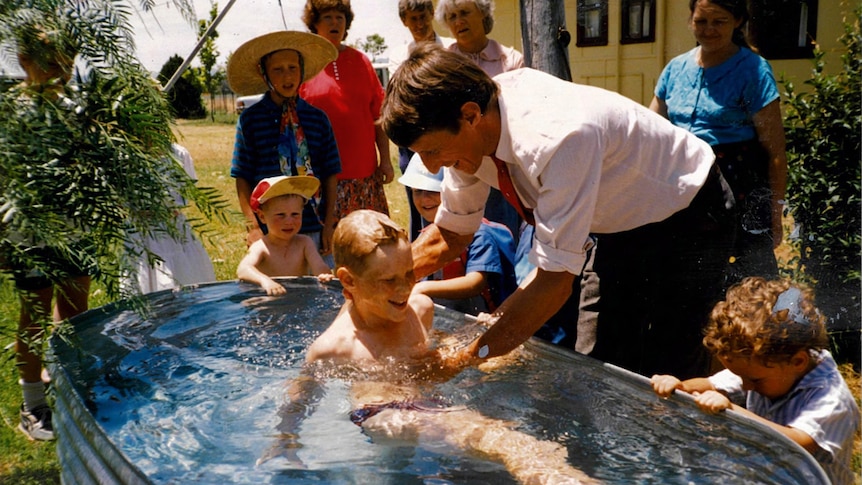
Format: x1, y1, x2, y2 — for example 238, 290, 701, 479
474, 0, 850, 105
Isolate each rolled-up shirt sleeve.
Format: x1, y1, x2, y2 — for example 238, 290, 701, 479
435, 166, 490, 236
528, 133, 601, 275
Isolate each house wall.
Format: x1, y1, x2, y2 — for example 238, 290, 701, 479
469, 0, 851, 106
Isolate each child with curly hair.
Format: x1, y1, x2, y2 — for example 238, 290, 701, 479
651, 277, 860, 485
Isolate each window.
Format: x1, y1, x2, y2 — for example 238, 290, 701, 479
621, 0, 656, 44
748, 0, 818, 59
576, 0, 608, 47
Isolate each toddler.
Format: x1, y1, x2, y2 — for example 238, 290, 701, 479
237, 175, 333, 295
651, 277, 860, 485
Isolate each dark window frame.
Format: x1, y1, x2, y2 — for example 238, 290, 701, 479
748, 0, 819, 60
576, 0, 609, 47
620, 0, 656, 44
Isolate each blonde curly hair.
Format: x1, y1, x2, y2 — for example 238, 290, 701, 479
703, 277, 828, 365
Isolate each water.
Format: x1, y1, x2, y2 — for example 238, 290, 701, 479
51, 279, 828, 484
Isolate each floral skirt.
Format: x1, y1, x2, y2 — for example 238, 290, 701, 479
334, 174, 390, 221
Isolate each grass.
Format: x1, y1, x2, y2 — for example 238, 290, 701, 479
0, 118, 858, 483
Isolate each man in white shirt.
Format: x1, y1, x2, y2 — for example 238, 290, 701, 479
381, 44, 737, 380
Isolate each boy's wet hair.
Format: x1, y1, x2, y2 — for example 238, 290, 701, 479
703, 277, 828, 365
333, 210, 408, 275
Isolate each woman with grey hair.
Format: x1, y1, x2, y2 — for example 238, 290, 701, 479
435, 0, 524, 246
435, 0, 523, 77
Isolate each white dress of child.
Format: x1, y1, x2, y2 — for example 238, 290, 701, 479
123, 144, 216, 293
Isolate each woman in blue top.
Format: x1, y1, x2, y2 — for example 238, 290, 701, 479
650, 0, 787, 283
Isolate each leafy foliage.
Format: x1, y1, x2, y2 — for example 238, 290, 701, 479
158, 54, 206, 119
781, 8, 861, 287
356, 33, 387, 60
0, 0, 228, 302
780, 7, 860, 363
196, 2, 221, 122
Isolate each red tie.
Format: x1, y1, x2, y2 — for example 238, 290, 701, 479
491, 155, 535, 226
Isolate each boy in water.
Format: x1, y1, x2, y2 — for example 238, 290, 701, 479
267, 210, 597, 484
237, 176, 333, 295
651, 277, 860, 485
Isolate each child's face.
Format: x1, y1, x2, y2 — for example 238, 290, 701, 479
348, 239, 416, 325
718, 354, 808, 400
263, 49, 302, 102
258, 195, 304, 242
411, 188, 441, 223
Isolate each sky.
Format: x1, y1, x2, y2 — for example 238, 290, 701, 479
131, 0, 415, 74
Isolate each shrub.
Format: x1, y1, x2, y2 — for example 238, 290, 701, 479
781, 8, 861, 368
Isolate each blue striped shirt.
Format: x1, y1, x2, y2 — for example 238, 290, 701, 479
710, 350, 861, 485
231, 93, 341, 233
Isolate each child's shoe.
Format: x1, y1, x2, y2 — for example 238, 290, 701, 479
19, 404, 55, 441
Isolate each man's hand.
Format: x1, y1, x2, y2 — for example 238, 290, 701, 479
411, 346, 478, 382
378, 162, 396, 185
321, 222, 335, 256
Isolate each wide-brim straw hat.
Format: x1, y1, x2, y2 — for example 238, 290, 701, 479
250, 175, 320, 211
227, 31, 337, 95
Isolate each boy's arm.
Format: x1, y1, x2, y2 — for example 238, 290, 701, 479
237, 244, 285, 295
410, 293, 435, 332
705, 399, 820, 454
320, 174, 338, 256
374, 125, 394, 184
413, 271, 487, 300
257, 372, 326, 467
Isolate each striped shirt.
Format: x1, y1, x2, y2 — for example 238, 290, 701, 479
231, 93, 341, 233
710, 350, 861, 485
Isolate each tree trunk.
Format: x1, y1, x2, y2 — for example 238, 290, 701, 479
519, 0, 572, 81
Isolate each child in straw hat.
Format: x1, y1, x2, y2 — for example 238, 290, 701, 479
228, 32, 341, 263
237, 176, 334, 295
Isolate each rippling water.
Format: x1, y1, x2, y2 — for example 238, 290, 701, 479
52, 279, 827, 484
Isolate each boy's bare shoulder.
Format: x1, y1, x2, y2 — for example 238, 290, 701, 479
409, 293, 435, 332
306, 311, 360, 363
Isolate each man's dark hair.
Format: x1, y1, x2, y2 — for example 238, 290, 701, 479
380, 43, 498, 148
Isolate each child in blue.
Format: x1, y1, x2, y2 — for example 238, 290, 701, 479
227, 31, 341, 259
651, 277, 860, 485
400, 154, 517, 316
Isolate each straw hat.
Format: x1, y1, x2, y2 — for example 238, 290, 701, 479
398, 153, 443, 192
227, 31, 337, 96
250, 175, 320, 211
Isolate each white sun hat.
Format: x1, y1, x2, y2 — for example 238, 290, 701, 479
398, 153, 443, 192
